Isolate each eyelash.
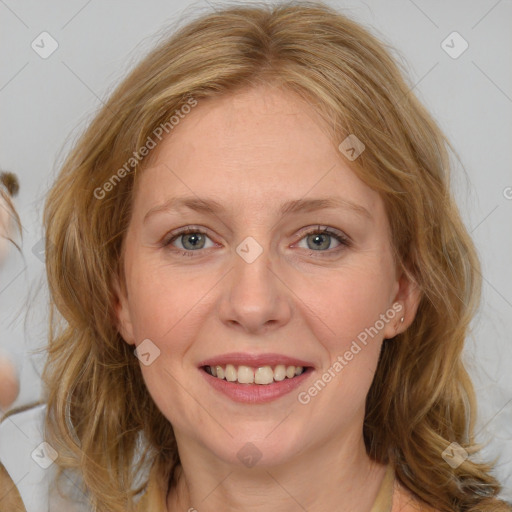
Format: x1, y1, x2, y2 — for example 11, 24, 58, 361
161, 226, 350, 258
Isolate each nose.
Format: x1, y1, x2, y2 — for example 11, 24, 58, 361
217, 239, 293, 335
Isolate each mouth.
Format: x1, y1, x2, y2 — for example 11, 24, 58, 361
201, 364, 311, 384
197, 353, 315, 403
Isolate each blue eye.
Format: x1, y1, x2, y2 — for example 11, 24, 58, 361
162, 227, 215, 256
296, 226, 349, 252
162, 225, 350, 258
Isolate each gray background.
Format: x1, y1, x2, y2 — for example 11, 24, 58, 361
1, 0, 511, 500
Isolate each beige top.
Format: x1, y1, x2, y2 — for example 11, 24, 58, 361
369, 463, 395, 512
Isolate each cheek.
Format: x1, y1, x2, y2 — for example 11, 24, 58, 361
125, 261, 213, 426
296, 282, 386, 424
299, 263, 394, 349
293, 262, 394, 402
126, 256, 216, 343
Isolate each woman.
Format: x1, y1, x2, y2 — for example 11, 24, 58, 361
0, 172, 25, 511
0, 2, 510, 511
0, 171, 21, 413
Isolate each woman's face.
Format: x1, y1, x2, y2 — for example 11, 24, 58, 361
115, 85, 419, 469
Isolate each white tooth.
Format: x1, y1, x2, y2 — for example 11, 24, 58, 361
210, 365, 217, 377
225, 364, 237, 382
237, 365, 254, 384
273, 364, 286, 381
255, 366, 274, 385
294, 366, 304, 376
216, 365, 225, 380
286, 366, 296, 379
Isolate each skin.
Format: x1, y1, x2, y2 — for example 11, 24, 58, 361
0, 356, 19, 411
114, 84, 422, 512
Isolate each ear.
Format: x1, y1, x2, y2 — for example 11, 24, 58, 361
382, 265, 422, 340
112, 273, 136, 345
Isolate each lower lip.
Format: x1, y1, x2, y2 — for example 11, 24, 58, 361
200, 367, 314, 404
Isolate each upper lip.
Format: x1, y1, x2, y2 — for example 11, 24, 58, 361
198, 352, 314, 369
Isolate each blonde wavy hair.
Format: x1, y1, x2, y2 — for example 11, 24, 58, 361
40, 1, 510, 511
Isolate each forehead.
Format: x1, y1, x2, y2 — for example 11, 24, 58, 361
132, 85, 384, 221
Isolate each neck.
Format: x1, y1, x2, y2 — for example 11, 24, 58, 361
166, 428, 388, 512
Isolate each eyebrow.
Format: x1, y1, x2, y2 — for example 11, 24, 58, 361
143, 195, 372, 223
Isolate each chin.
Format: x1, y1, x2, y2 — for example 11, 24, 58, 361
205, 428, 308, 469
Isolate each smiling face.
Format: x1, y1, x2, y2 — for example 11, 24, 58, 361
114, 84, 420, 469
